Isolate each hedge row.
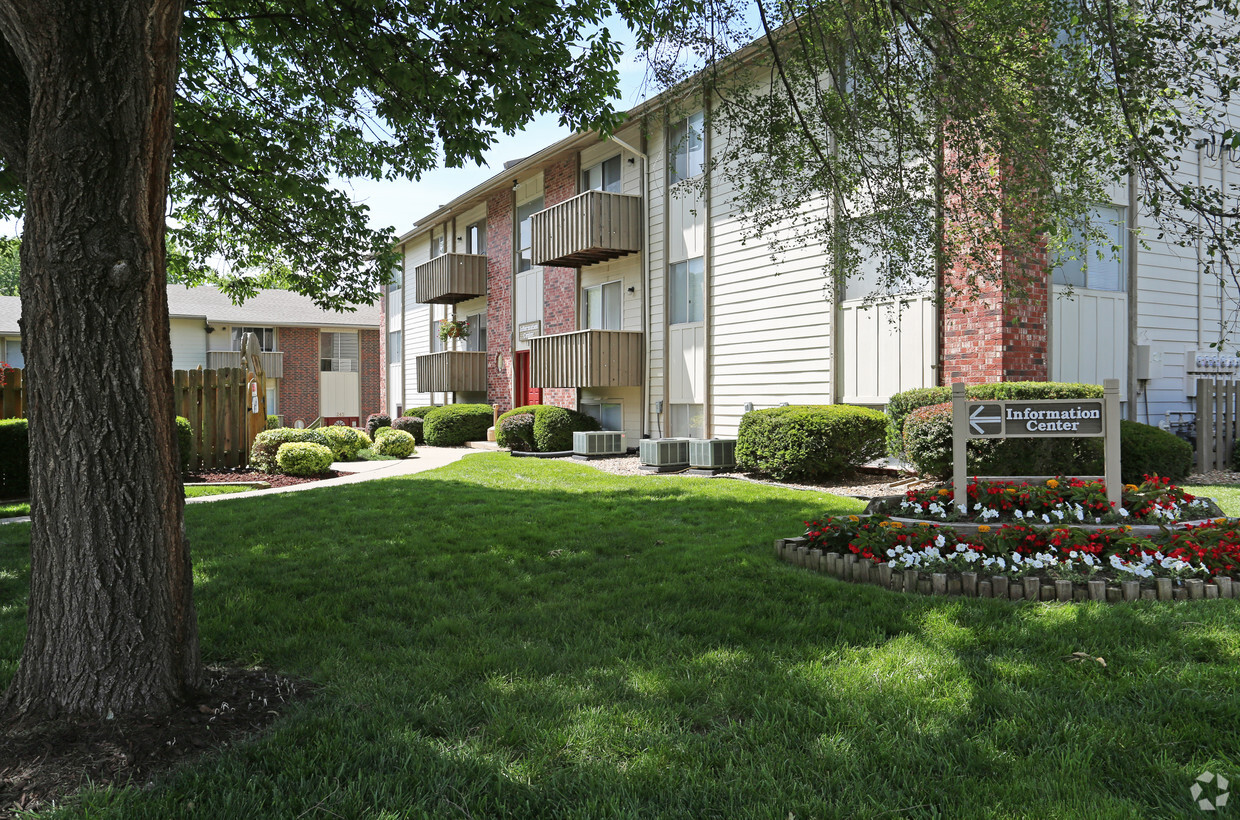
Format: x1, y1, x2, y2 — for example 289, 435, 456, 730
903, 402, 1194, 483
423, 404, 494, 447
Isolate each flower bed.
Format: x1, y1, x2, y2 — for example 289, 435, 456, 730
775, 513, 1240, 603
872, 476, 1218, 526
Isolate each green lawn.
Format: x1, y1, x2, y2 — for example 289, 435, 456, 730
1185, 484, 1240, 516
0, 483, 252, 519
2, 454, 1239, 818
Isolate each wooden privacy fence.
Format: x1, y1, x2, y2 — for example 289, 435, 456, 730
0, 368, 22, 420
175, 367, 254, 471
1196, 378, 1240, 472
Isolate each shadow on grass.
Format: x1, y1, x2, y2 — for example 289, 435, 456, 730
0, 454, 1237, 818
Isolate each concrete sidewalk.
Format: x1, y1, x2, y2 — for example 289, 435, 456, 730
0, 447, 482, 525
185, 446, 479, 504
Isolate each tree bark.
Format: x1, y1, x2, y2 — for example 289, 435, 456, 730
0, 0, 200, 720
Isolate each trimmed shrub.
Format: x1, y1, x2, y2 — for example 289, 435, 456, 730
266, 414, 281, 430
403, 406, 439, 420
1122, 421, 1193, 483
391, 416, 423, 444
0, 418, 29, 498
495, 404, 600, 452
373, 426, 398, 442
321, 425, 371, 461
275, 442, 334, 476
251, 428, 331, 473
886, 381, 1106, 458
499, 413, 536, 452
374, 428, 416, 458
175, 416, 192, 472
366, 413, 392, 439
736, 405, 888, 480
423, 404, 494, 447
903, 405, 1196, 484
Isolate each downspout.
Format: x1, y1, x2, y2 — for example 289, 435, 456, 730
1197, 140, 1207, 348
608, 132, 651, 438
1127, 167, 1140, 420
702, 97, 714, 437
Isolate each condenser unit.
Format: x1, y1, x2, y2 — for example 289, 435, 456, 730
687, 438, 737, 474
573, 430, 626, 458
639, 438, 690, 472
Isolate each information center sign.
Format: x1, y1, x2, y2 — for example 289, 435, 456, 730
951, 379, 1121, 512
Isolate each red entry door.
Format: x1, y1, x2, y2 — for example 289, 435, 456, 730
514, 350, 541, 406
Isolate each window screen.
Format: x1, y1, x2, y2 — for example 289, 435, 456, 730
320, 332, 359, 372
670, 258, 705, 324
670, 111, 705, 184
1053, 206, 1126, 291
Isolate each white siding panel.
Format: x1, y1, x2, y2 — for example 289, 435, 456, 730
1052, 285, 1128, 387
669, 323, 705, 403
170, 317, 207, 371
840, 295, 936, 404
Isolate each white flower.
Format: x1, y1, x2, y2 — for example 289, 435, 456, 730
1015, 510, 1025, 520
1042, 514, 1051, 524
935, 533, 946, 548
1119, 507, 1130, 517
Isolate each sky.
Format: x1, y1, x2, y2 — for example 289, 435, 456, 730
1, 25, 658, 244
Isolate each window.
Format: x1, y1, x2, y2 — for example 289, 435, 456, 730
670, 258, 705, 324
465, 312, 487, 352
583, 156, 623, 193
466, 221, 486, 255
431, 233, 447, 258
388, 330, 401, 364
670, 403, 704, 438
3, 338, 22, 369
517, 196, 543, 273
669, 111, 705, 185
389, 262, 402, 293
581, 401, 623, 431
1053, 206, 1126, 291
584, 281, 623, 330
231, 326, 274, 351
320, 331, 359, 372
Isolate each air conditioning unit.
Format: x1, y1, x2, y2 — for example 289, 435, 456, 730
688, 438, 737, 473
639, 438, 689, 471
573, 430, 626, 458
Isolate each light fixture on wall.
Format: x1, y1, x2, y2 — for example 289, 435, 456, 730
494, 352, 504, 372
205, 325, 215, 333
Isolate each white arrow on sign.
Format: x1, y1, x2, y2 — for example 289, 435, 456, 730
969, 404, 1002, 434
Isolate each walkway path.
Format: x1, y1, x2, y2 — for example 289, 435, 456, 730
0, 446, 480, 524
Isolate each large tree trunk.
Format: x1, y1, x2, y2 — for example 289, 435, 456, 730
0, 0, 200, 719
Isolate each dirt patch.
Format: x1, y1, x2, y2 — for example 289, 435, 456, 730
0, 667, 312, 817
185, 469, 341, 489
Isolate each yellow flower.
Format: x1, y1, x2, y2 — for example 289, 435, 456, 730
1005, 488, 1017, 494
937, 489, 951, 497
1125, 484, 1139, 493
1215, 518, 1229, 526
919, 522, 933, 528
1046, 479, 1059, 489
1121, 525, 1133, 533
892, 522, 905, 529
978, 525, 991, 534
848, 515, 860, 523
878, 521, 890, 528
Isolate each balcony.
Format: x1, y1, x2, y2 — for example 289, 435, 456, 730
416, 350, 488, 393
414, 253, 487, 305
206, 350, 284, 378
530, 329, 643, 388
530, 190, 642, 268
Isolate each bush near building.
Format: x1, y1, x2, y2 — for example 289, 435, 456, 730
391, 416, 423, 444
275, 442, 335, 476
423, 404, 494, 447
903, 402, 1193, 483
495, 404, 600, 452
321, 426, 371, 461
251, 428, 331, 473
736, 405, 887, 481
374, 428, 416, 458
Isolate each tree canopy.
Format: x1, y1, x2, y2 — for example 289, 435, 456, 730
647, 0, 1240, 325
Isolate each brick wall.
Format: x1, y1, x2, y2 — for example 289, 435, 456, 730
541, 154, 578, 409
486, 188, 515, 412
938, 149, 1050, 385
278, 326, 320, 425
378, 293, 387, 412
359, 328, 381, 419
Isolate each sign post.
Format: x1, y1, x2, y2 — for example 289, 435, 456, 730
951, 379, 1122, 514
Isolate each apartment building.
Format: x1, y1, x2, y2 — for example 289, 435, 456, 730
381, 95, 1239, 441
0, 285, 381, 427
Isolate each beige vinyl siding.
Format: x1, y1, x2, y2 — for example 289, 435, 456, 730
169, 317, 208, 371
580, 386, 641, 441
403, 239, 434, 408
579, 257, 641, 332
706, 128, 835, 436
646, 123, 667, 426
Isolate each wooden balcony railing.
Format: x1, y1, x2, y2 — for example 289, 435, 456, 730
530, 329, 643, 388
415, 350, 488, 393
206, 350, 284, 379
414, 253, 487, 304
530, 190, 642, 268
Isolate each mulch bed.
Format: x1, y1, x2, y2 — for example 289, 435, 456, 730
185, 469, 341, 489
0, 667, 313, 816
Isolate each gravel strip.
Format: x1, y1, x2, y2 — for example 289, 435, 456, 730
1185, 470, 1240, 485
